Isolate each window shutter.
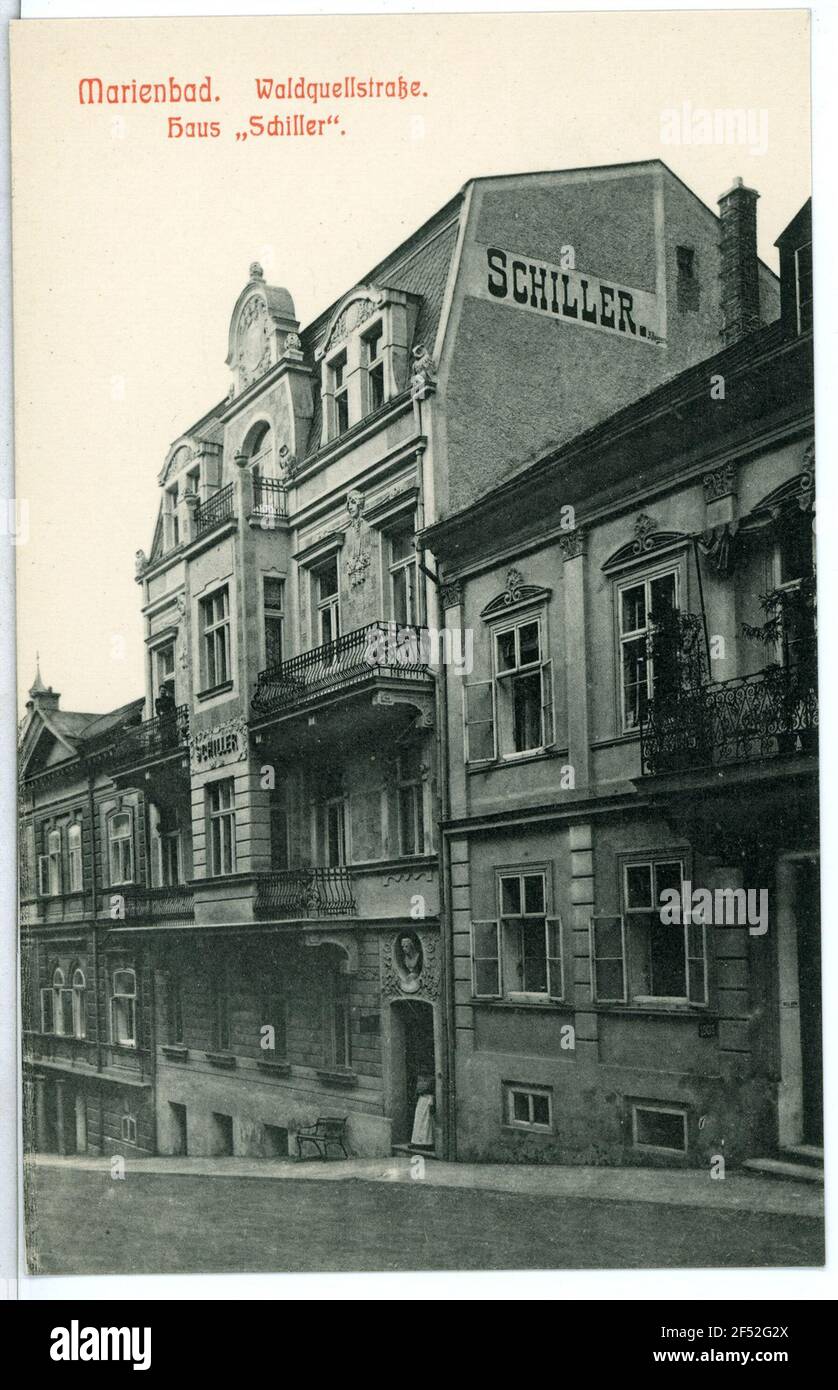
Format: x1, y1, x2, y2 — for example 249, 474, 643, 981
686, 919, 708, 1005
40, 987, 54, 1032
471, 920, 501, 998
546, 916, 564, 1000
38, 855, 50, 897
463, 681, 496, 763
541, 659, 555, 747
590, 914, 627, 1002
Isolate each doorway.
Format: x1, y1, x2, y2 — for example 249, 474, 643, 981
169, 1102, 188, 1155
777, 854, 822, 1149
390, 999, 436, 1147
211, 1111, 235, 1156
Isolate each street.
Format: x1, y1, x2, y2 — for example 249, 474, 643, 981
26, 1165, 824, 1275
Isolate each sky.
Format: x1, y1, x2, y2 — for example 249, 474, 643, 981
11, 8, 811, 714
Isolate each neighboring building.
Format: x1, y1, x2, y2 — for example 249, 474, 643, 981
423, 194, 817, 1171
21, 163, 795, 1165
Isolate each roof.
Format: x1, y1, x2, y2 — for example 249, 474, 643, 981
77, 697, 145, 747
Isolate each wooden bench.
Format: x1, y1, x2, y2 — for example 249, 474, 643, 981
295, 1116, 349, 1160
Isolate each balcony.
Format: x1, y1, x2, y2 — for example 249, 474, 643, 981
251, 620, 433, 719
255, 866, 357, 918
120, 884, 194, 922
640, 664, 818, 776
251, 476, 287, 520
109, 705, 189, 771
23, 1032, 153, 1083
196, 481, 236, 536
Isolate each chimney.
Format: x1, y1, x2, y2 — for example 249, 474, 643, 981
718, 177, 761, 344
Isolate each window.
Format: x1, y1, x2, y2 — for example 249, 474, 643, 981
71, 968, 86, 1038
120, 1114, 138, 1145
492, 618, 553, 758
632, 1103, 687, 1155
499, 871, 562, 999
676, 245, 699, 311
320, 797, 346, 866
156, 643, 175, 692
111, 968, 137, 1047
471, 874, 563, 1002
618, 569, 679, 732
161, 831, 182, 886
168, 973, 184, 1045
108, 812, 134, 886
208, 779, 236, 877
259, 983, 287, 1058
68, 823, 83, 894
40, 984, 55, 1033
363, 322, 385, 412
388, 518, 419, 625
775, 509, 816, 671
50, 967, 74, 1037
504, 1084, 552, 1133
331, 353, 349, 437
397, 744, 425, 856
263, 576, 285, 670
327, 970, 351, 1068
167, 484, 180, 548
185, 466, 200, 497
39, 828, 62, 896
795, 242, 813, 334
201, 586, 231, 690
314, 557, 340, 645
592, 858, 707, 1006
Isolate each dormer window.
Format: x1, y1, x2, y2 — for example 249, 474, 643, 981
331, 354, 349, 437
364, 321, 385, 412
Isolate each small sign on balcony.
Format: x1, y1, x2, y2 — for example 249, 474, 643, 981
188, 716, 249, 772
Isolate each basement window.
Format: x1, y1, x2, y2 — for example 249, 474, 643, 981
504, 1083, 553, 1133
632, 1103, 688, 1155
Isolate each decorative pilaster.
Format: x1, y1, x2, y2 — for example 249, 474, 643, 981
559, 529, 589, 788
569, 822, 598, 1062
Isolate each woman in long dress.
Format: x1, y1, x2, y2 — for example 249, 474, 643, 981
411, 1074, 435, 1148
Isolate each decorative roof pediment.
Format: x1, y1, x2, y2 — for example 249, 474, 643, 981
316, 284, 387, 362
226, 263, 300, 396
480, 567, 552, 619
19, 712, 79, 778
750, 455, 815, 521
602, 513, 690, 571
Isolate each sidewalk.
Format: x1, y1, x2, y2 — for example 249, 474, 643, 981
27, 1152, 824, 1219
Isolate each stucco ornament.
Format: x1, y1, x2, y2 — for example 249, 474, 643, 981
135, 550, 149, 577
381, 931, 441, 1001
410, 344, 436, 401
345, 489, 370, 588
632, 513, 658, 555
238, 295, 273, 388
503, 567, 524, 605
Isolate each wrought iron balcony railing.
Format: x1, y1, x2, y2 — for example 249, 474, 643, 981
109, 705, 189, 769
255, 866, 357, 918
196, 481, 236, 535
640, 664, 818, 775
120, 884, 195, 921
252, 476, 287, 518
252, 620, 432, 717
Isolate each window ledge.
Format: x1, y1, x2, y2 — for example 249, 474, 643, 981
471, 997, 567, 1011
256, 1058, 291, 1077
196, 680, 234, 702
316, 1067, 358, 1088
205, 1051, 237, 1068
467, 747, 567, 774
591, 1004, 716, 1020
161, 1044, 189, 1061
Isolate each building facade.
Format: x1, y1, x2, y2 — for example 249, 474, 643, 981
22, 162, 807, 1168
424, 194, 817, 1170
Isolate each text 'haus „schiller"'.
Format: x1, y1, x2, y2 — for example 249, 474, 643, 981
20, 163, 818, 1175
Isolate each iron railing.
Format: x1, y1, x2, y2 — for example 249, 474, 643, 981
109, 705, 189, 769
641, 665, 818, 775
252, 476, 287, 518
252, 620, 431, 717
120, 884, 194, 921
196, 481, 236, 535
256, 866, 357, 917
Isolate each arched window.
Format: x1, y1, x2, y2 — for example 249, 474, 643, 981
247, 423, 274, 479
111, 968, 137, 1047
108, 811, 134, 886
72, 968, 86, 1039
52, 967, 74, 1037
68, 823, 83, 894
